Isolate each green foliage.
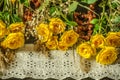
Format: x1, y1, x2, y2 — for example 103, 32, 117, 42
59, 10, 77, 27
24, 0, 29, 7
111, 1, 119, 8
0, 0, 23, 26
0, 11, 10, 25
50, 7, 56, 15
0, 0, 3, 8
112, 16, 120, 24
68, 1, 78, 13
111, 3, 117, 8
19, 0, 25, 4
90, 19, 99, 24
39, 0, 50, 11
13, 14, 22, 22
90, 18, 100, 35
0, 11, 22, 26
93, 24, 99, 35
66, 21, 78, 27
62, 0, 67, 2
1, 0, 120, 35
81, 0, 97, 4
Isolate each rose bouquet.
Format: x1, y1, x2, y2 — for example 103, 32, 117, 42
77, 32, 120, 65
0, 0, 120, 73
0, 20, 25, 71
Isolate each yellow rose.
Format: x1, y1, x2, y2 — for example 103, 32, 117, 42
49, 18, 66, 34
91, 34, 105, 48
36, 23, 52, 42
1, 32, 24, 49
58, 41, 68, 51
96, 47, 117, 65
46, 36, 58, 50
61, 30, 79, 47
9, 22, 25, 33
76, 42, 96, 59
0, 20, 7, 39
106, 32, 120, 47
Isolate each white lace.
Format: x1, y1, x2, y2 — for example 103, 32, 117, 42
1, 44, 120, 80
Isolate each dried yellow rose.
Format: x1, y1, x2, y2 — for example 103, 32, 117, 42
0, 20, 7, 39
91, 34, 105, 48
36, 23, 52, 42
58, 41, 68, 51
76, 42, 96, 59
9, 22, 25, 33
96, 47, 117, 65
49, 18, 66, 34
46, 36, 58, 50
1, 32, 24, 49
60, 30, 79, 47
106, 32, 120, 47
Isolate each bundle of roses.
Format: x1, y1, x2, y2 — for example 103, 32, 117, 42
35, 17, 120, 65
0, 20, 25, 65
35, 18, 79, 51
0, 20, 25, 50
77, 32, 120, 65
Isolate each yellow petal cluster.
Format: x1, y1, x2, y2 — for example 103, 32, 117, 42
76, 32, 120, 65
76, 42, 96, 59
96, 47, 117, 65
106, 32, 120, 47
49, 18, 66, 34
36, 23, 52, 42
46, 36, 58, 50
9, 22, 25, 33
58, 41, 68, 51
1, 32, 24, 49
0, 20, 7, 39
60, 30, 79, 47
91, 34, 105, 48
36, 19, 79, 51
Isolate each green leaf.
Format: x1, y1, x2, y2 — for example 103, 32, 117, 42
111, 2, 119, 8
94, 24, 99, 31
4, 11, 10, 21
90, 18, 99, 24
81, 0, 97, 4
93, 24, 98, 33
68, 1, 78, 13
39, 0, 50, 11
13, 14, 22, 22
66, 21, 78, 26
93, 24, 99, 35
24, 0, 29, 7
112, 16, 120, 24
50, 7, 56, 15
0, 12, 3, 19
62, 0, 67, 2
19, 0, 25, 4
67, 13, 74, 21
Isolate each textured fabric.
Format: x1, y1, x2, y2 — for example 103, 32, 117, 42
1, 44, 120, 80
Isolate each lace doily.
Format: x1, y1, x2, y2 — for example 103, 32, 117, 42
1, 44, 120, 80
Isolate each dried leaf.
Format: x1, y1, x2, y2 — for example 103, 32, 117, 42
5, 50, 16, 63
34, 40, 51, 58
34, 40, 42, 52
